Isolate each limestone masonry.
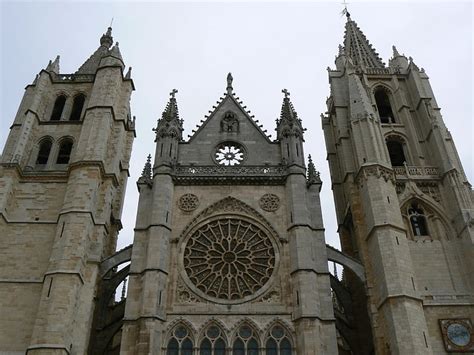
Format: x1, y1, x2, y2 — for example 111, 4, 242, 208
0, 12, 472, 355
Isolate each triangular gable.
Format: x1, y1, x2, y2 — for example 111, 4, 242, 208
187, 91, 272, 143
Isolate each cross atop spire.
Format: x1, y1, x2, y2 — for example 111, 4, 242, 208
282, 88, 290, 98
341, 0, 351, 18
170, 89, 178, 99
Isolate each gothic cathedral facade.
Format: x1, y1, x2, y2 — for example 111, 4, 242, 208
0, 13, 473, 355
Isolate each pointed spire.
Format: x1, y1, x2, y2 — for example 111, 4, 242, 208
343, 16, 385, 68
392, 45, 400, 57
389, 45, 408, 71
125, 66, 132, 79
46, 55, 60, 74
307, 155, 321, 185
138, 154, 152, 185
276, 89, 305, 141
154, 90, 183, 141
76, 27, 117, 74
109, 42, 123, 61
226, 72, 233, 94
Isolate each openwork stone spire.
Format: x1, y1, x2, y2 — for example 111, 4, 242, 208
276, 89, 305, 141
343, 16, 385, 68
154, 89, 184, 141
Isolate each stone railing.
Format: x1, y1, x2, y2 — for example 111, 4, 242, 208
172, 165, 288, 185
393, 165, 440, 179
365, 67, 392, 75
52, 73, 95, 83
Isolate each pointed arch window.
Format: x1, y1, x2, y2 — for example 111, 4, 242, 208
200, 326, 226, 355
374, 88, 395, 124
166, 325, 193, 355
232, 325, 259, 355
265, 325, 293, 355
36, 138, 52, 165
408, 203, 428, 236
69, 94, 86, 121
386, 138, 406, 166
56, 139, 73, 164
50, 95, 67, 121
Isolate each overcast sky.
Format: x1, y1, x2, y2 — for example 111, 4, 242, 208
1, 1, 472, 250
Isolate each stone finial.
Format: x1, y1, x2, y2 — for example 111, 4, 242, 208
307, 155, 321, 185
46, 55, 60, 74
226, 72, 233, 94
100, 26, 113, 48
392, 45, 400, 57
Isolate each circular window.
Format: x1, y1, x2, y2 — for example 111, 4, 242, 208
182, 217, 277, 304
214, 142, 245, 166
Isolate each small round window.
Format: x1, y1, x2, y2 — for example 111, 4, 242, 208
214, 142, 245, 166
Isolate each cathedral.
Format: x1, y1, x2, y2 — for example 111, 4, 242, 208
0, 9, 473, 355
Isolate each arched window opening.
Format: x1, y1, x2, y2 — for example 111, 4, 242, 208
265, 325, 293, 355
233, 325, 260, 355
56, 139, 73, 164
374, 88, 395, 124
50, 95, 66, 121
386, 139, 406, 166
69, 94, 85, 121
166, 325, 193, 355
408, 203, 428, 236
36, 139, 52, 165
200, 325, 226, 355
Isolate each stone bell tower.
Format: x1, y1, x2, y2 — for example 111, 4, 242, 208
322, 12, 474, 355
0, 27, 135, 354
121, 76, 338, 354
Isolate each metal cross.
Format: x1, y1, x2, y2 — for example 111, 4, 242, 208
282, 89, 290, 98
170, 89, 178, 98
341, 0, 350, 16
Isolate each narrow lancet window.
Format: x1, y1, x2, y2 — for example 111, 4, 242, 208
50, 95, 67, 121
69, 94, 85, 121
375, 88, 395, 123
56, 139, 73, 164
408, 203, 428, 236
36, 139, 52, 165
386, 140, 406, 166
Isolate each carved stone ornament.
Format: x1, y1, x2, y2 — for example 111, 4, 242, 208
181, 215, 278, 304
178, 193, 199, 212
214, 142, 245, 166
259, 194, 280, 212
439, 319, 474, 352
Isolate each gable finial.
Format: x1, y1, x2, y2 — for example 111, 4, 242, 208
282, 88, 290, 98
226, 72, 233, 94
170, 88, 178, 99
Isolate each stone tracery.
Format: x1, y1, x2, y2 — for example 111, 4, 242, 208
183, 217, 276, 302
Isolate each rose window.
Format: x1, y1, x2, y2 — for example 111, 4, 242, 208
183, 217, 275, 302
215, 143, 245, 166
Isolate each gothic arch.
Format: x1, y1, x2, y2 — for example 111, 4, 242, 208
399, 196, 453, 240
371, 84, 397, 124
230, 318, 262, 344
262, 320, 295, 354
196, 320, 229, 354
179, 196, 280, 242
165, 318, 197, 338
385, 133, 409, 166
